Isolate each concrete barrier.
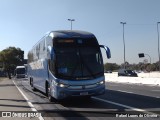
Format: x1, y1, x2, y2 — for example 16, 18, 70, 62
105, 72, 160, 86
138, 72, 160, 78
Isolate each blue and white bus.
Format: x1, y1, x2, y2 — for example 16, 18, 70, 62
28, 30, 111, 101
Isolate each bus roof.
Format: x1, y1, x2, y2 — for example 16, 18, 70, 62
49, 30, 96, 39
29, 30, 97, 51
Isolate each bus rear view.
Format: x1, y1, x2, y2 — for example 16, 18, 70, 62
28, 30, 111, 101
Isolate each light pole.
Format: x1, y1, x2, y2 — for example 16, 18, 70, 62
138, 53, 152, 72
157, 22, 160, 71
144, 54, 151, 64
68, 19, 75, 30
120, 22, 126, 69
138, 53, 151, 64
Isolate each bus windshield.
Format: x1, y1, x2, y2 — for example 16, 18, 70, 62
54, 38, 104, 80
17, 68, 25, 74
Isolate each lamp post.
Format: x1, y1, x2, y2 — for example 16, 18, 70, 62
144, 54, 151, 64
120, 22, 126, 69
138, 53, 151, 64
68, 19, 75, 30
157, 22, 160, 71
138, 53, 152, 72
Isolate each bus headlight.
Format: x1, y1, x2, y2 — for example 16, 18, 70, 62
52, 81, 68, 88
59, 83, 68, 88
97, 80, 105, 85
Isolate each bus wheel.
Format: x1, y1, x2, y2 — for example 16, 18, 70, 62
30, 78, 36, 91
47, 83, 54, 102
83, 96, 91, 100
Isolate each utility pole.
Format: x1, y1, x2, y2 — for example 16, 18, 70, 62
157, 22, 160, 71
120, 22, 126, 69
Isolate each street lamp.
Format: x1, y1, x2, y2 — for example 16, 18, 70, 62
68, 19, 75, 30
138, 53, 152, 72
120, 22, 127, 69
138, 53, 151, 64
157, 22, 160, 71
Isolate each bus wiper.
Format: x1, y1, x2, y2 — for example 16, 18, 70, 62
70, 61, 78, 77
70, 51, 95, 79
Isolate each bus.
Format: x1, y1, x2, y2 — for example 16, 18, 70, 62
27, 30, 111, 101
15, 66, 26, 78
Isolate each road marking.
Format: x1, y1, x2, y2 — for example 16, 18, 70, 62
108, 85, 119, 87
93, 97, 158, 115
117, 90, 133, 94
151, 90, 160, 92
13, 80, 44, 120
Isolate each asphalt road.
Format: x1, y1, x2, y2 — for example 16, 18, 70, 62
10, 77, 160, 120
0, 78, 39, 120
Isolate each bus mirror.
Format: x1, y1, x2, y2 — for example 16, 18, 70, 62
100, 45, 111, 59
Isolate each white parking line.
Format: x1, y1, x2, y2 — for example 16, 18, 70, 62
93, 97, 158, 115
117, 90, 133, 94
13, 80, 44, 120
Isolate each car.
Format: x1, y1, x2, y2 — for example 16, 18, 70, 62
104, 70, 112, 73
118, 69, 138, 77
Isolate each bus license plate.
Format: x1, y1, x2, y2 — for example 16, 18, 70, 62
80, 92, 88, 95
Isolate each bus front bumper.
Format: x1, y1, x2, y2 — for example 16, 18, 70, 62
53, 84, 105, 100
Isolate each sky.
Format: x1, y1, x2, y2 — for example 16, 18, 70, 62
0, 0, 160, 65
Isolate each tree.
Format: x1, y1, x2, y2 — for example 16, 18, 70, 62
0, 47, 24, 79
104, 63, 120, 71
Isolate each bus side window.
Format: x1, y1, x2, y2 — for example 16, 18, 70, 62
43, 37, 47, 51
36, 44, 40, 59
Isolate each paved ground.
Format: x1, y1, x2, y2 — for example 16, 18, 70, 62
14, 77, 160, 120
1, 77, 160, 120
0, 77, 39, 120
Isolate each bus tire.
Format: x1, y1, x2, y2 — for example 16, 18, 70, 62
83, 96, 91, 100
47, 82, 54, 102
30, 78, 36, 91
